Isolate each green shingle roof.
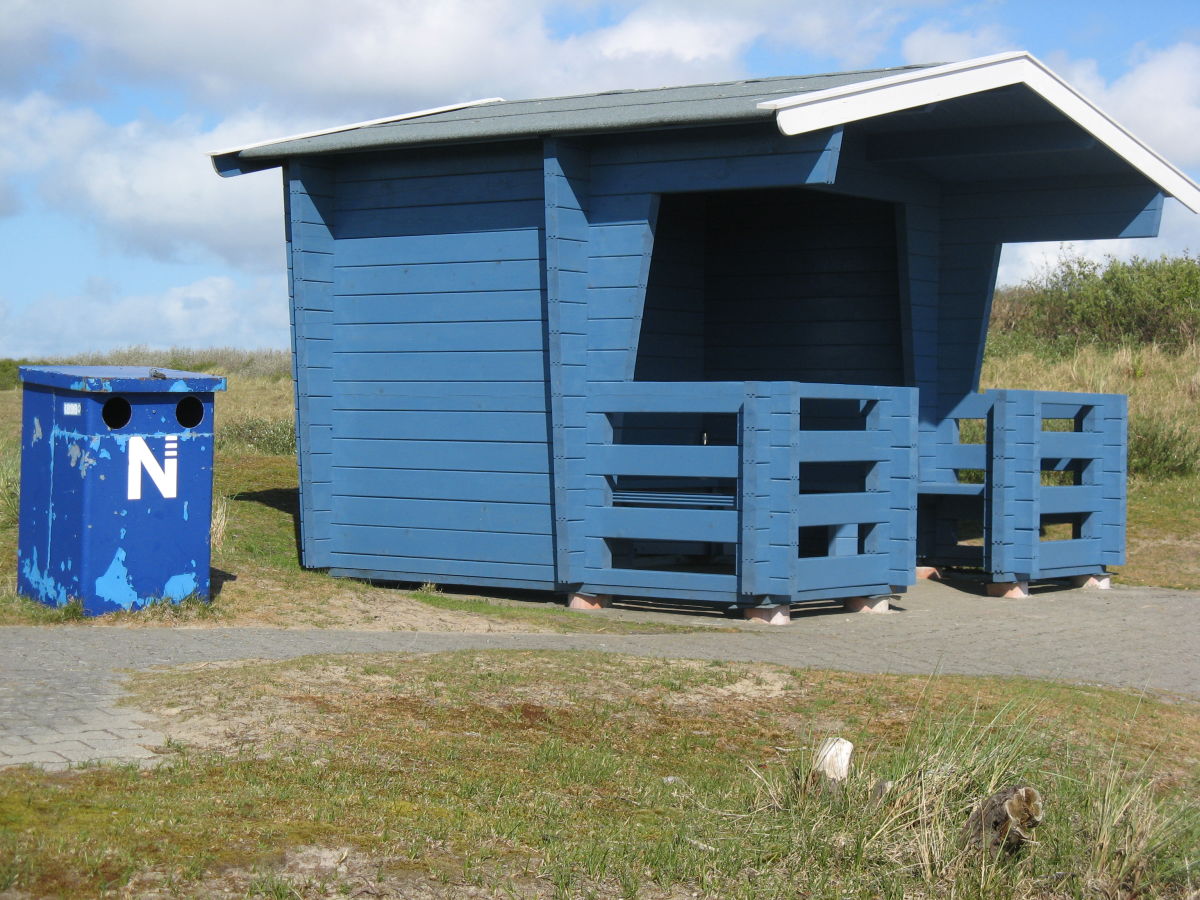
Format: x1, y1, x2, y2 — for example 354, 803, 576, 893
214, 65, 932, 174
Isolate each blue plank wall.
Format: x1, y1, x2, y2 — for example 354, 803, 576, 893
285, 161, 336, 567
323, 142, 559, 589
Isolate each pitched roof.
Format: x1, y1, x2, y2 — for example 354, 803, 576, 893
210, 52, 1200, 212
210, 64, 932, 174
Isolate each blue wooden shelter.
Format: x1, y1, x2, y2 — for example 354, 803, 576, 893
214, 52, 1200, 619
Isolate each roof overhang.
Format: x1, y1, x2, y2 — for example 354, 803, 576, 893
758, 51, 1200, 213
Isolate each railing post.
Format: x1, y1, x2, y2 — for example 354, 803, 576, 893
739, 383, 798, 602
988, 390, 1039, 581
583, 406, 614, 576
880, 388, 918, 586
1097, 393, 1128, 568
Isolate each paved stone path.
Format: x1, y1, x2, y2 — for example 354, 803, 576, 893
2, 578, 1198, 770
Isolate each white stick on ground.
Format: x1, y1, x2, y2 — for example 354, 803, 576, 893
812, 737, 853, 789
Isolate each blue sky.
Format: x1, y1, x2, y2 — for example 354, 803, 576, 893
2, 0, 1198, 356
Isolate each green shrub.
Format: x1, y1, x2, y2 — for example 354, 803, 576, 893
0, 359, 35, 392
0, 440, 18, 530
992, 253, 1200, 350
216, 417, 296, 456
1128, 414, 1199, 479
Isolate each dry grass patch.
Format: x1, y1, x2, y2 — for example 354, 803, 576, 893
1, 651, 1196, 899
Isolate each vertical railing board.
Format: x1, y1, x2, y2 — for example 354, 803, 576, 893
989, 390, 1039, 581
738, 383, 798, 602
738, 386, 762, 597
884, 388, 919, 586
583, 407, 615, 577
543, 140, 591, 587
1098, 393, 1128, 567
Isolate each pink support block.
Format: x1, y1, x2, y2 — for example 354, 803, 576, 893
568, 592, 611, 610
743, 605, 791, 625
843, 595, 891, 614
915, 566, 942, 580
1069, 573, 1112, 590
985, 581, 1030, 599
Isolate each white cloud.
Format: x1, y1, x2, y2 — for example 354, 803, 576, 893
0, 94, 300, 270
0, 275, 289, 357
1064, 43, 1200, 170
900, 21, 1015, 64
6, 0, 947, 119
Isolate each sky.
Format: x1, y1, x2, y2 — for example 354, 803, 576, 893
1, 0, 1198, 357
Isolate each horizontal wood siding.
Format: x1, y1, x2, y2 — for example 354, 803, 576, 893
285, 161, 335, 567
327, 145, 555, 586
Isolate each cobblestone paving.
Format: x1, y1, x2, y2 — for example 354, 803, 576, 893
2, 578, 1197, 770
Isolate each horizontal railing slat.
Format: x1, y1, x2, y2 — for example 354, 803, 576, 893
590, 445, 739, 478
795, 554, 889, 590
797, 431, 887, 462
940, 444, 988, 468
580, 567, 737, 593
590, 506, 739, 542
1040, 401, 1093, 418
1040, 485, 1103, 514
1040, 431, 1101, 459
1036, 538, 1104, 570
796, 492, 888, 526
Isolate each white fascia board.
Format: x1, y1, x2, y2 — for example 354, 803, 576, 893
208, 97, 506, 158
759, 52, 1200, 214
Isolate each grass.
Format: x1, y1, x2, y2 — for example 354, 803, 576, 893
0, 651, 1196, 898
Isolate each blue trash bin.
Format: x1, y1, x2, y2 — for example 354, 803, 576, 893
17, 366, 228, 615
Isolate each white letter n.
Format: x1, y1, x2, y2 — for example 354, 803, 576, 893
128, 436, 178, 500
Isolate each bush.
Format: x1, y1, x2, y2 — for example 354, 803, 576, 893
992, 253, 1200, 350
45, 346, 292, 380
0, 359, 35, 392
1128, 414, 1200, 479
0, 440, 18, 530
216, 417, 296, 456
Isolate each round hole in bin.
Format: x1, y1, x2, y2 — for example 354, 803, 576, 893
176, 396, 204, 429
101, 396, 132, 430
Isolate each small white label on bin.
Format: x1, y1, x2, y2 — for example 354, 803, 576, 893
62, 401, 82, 416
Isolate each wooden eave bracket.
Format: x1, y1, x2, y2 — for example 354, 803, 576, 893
758, 51, 1200, 214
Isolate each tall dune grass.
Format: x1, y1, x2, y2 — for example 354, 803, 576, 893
982, 342, 1200, 478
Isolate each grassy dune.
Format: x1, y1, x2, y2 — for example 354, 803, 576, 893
1, 652, 1197, 898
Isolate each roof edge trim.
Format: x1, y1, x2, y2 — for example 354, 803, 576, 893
209, 97, 505, 177
760, 51, 1200, 213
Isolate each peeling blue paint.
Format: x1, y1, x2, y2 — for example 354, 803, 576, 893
169, 380, 189, 392
21, 549, 69, 607
31, 417, 43, 444
163, 572, 197, 600
94, 548, 139, 610
183, 501, 189, 521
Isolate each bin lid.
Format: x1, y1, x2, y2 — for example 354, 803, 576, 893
19, 366, 228, 394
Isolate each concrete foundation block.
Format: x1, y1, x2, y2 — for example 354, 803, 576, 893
843, 595, 892, 614
568, 592, 611, 611
915, 566, 942, 580
1069, 573, 1112, 590
986, 581, 1030, 599
743, 605, 791, 625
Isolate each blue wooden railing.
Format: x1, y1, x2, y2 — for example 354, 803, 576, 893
923, 389, 1126, 582
581, 381, 918, 606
